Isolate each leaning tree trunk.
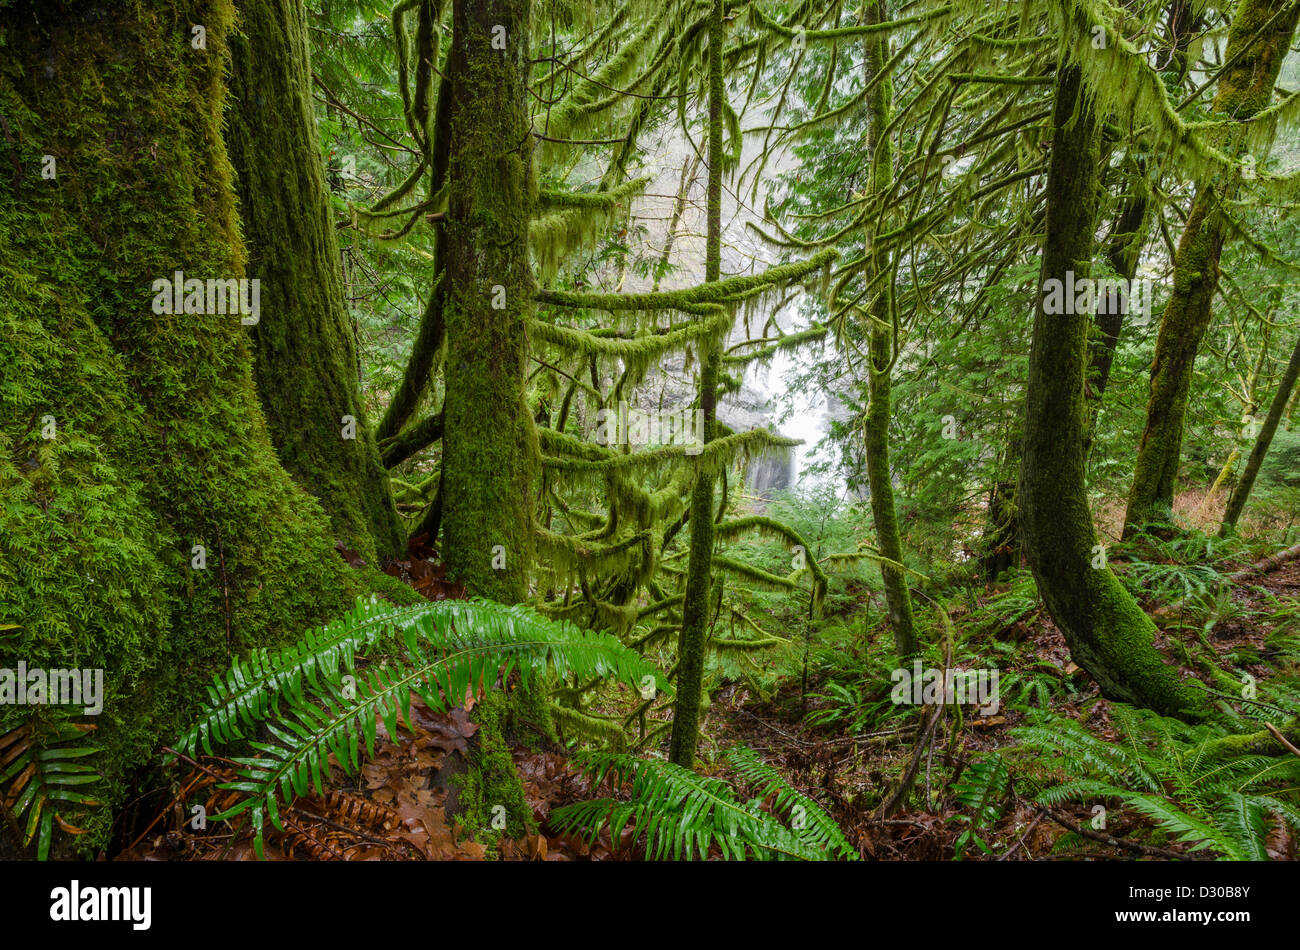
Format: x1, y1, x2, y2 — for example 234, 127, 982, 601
1123, 0, 1300, 538
226, 0, 406, 563
1083, 0, 1204, 449
0, 0, 355, 852
441, 0, 538, 604
1083, 164, 1150, 445
1220, 331, 1300, 533
668, 0, 725, 768
1019, 47, 1203, 718
860, 0, 918, 658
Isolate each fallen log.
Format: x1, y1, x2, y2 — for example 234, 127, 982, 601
1228, 541, 1300, 582
1145, 541, 1300, 625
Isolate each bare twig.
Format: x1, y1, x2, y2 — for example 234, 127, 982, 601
1265, 722, 1300, 759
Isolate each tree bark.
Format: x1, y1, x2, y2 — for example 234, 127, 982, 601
1083, 0, 1203, 441
0, 0, 354, 848
1085, 167, 1149, 425
441, 0, 538, 604
227, 0, 406, 563
1220, 331, 1300, 532
860, 0, 918, 658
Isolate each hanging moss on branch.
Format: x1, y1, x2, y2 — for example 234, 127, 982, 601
531, 176, 651, 282
539, 427, 800, 474
537, 248, 837, 313
530, 306, 733, 385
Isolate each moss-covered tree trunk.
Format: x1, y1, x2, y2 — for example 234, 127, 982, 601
1083, 168, 1150, 446
440, 0, 537, 604
979, 479, 1020, 582
1019, 45, 1202, 718
0, 0, 355, 852
667, 0, 725, 768
226, 0, 405, 563
376, 2, 452, 446
1123, 0, 1300, 538
1220, 331, 1300, 533
435, 0, 543, 839
1083, 0, 1202, 449
860, 0, 918, 659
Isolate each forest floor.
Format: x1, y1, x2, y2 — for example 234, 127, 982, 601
700, 553, 1300, 862
114, 548, 1300, 862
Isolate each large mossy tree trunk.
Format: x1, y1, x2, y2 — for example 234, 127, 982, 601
226, 0, 406, 564
860, 0, 918, 659
440, 0, 538, 604
1220, 331, 1300, 533
1123, 0, 1300, 538
0, 0, 355, 852
1019, 47, 1203, 719
438, 0, 543, 839
667, 0, 725, 768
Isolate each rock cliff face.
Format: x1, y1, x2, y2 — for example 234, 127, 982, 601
716, 383, 795, 499
572, 122, 809, 504
623, 352, 795, 504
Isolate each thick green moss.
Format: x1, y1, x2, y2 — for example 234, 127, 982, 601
668, 0, 725, 768
451, 690, 536, 844
226, 0, 405, 563
439, 0, 538, 604
0, 0, 358, 854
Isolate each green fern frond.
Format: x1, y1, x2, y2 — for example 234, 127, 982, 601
1123, 793, 1240, 859
722, 745, 856, 859
1030, 778, 1129, 807
1013, 718, 1159, 792
953, 753, 1009, 825
0, 721, 101, 860
1015, 704, 1300, 861
549, 751, 847, 860
176, 598, 668, 857
175, 596, 437, 758
1214, 793, 1270, 861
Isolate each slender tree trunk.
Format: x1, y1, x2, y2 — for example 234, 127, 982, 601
1124, 0, 1300, 538
1084, 167, 1150, 435
1083, 0, 1202, 443
227, 0, 405, 563
376, 46, 453, 444
1221, 331, 1300, 533
0, 0, 354, 848
1020, 43, 1202, 718
980, 479, 1020, 582
860, 0, 918, 658
1196, 302, 1275, 519
441, 0, 537, 604
668, 0, 724, 768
